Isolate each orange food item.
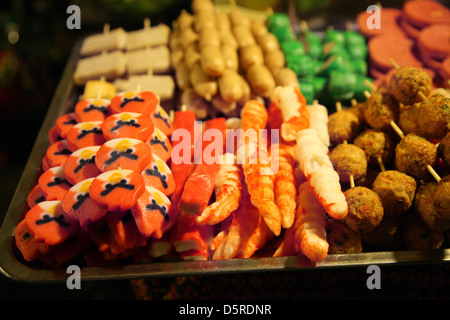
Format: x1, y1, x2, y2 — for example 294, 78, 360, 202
102, 112, 154, 141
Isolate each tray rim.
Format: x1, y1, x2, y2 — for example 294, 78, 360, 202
1, 35, 450, 284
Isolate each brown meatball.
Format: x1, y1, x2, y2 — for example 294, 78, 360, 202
328, 110, 360, 145
403, 214, 444, 250
398, 102, 421, 136
326, 219, 362, 254
433, 175, 450, 227
343, 186, 384, 233
372, 170, 416, 216
414, 181, 450, 232
329, 143, 367, 183
362, 216, 402, 250
388, 66, 432, 105
364, 87, 399, 131
349, 101, 366, 127
394, 133, 438, 180
438, 132, 450, 168
354, 129, 395, 167
418, 94, 450, 140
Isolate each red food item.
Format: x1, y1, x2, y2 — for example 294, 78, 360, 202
38, 166, 72, 201
418, 23, 450, 60
89, 169, 145, 212
170, 216, 213, 258
48, 125, 63, 145
130, 185, 177, 239
150, 105, 174, 137
403, 0, 450, 28
356, 7, 405, 38
61, 178, 108, 230
24, 200, 80, 246
110, 91, 159, 115
95, 138, 152, 172
14, 220, 51, 261
45, 139, 72, 168
55, 113, 77, 139
141, 153, 175, 196
39, 231, 91, 266
102, 112, 154, 141
63, 145, 102, 185
368, 34, 422, 72
106, 210, 148, 250
74, 98, 111, 123
87, 217, 129, 255
66, 121, 105, 152
26, 184, 46, 208
399, 15, 422, 39
170, 163, 194, 209
146, 128, 172, 163
441, 56, 450, 82
171, 110, 197, 161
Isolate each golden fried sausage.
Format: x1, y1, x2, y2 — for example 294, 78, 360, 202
194, 12, 216, 32
177, 11, 195, 29
219, 29, 238, 50
229, 8, 251, 28
250, 19, 269, 38
239, 44, 264, 70
198, 27, 221, 49
200, 44, 225, 77
264, 48, 286, 73
238, 75, 251, 103
218, 69, 244, 102
257, 32, 280, 53
221, 45, 239, 71
232, 25, 256, 48
215, 12, 231, 31
174, 60, 191, 90
211, 94, 238, 116
245, 64, 276, 98
181, 87, 209, 119
273, 67, 299, 87
184, 43, 201, 69
191, 0, 214, 14
190, 62, 218, 101
179, 27, 199, 49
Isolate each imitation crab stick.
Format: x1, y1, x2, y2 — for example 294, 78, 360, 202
102, 112, 154, 141
89, 169, 145, 212
63, 145, 102, 185
110, 90, 159, 115
74, 98, 111, 123
95, 137, 152, 172
24, 200, 80, 246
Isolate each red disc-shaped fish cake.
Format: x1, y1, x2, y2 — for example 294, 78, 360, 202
74, 98, 111, 123
95, 138, 152, 172
55, 113, 77, 139
38, 166, 72, 201
66, 121, 105, 152
45, 139, 72, 168
87, 217, 127, 255
24, 200, 80, 246
62, 178, 108, 230
63, 145, 102, 185
27, 184, 46, 208
102, 112, 154, 141
110, 91, 159, 115
14, 220, 51, 262
141, 153, 175, 196
130, 186, 176, 239
150, 105, 174, 137
48, 125, 63, 144
41, 154, 51, 171
146, 128, 172, 163
106, 210, 148, 249
89, 169, 145, 211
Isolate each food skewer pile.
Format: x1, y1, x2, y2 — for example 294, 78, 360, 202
12, 0, 450, 268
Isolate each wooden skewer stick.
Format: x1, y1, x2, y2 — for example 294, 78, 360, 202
336, 101, 356, 188
364, 79, 377, 92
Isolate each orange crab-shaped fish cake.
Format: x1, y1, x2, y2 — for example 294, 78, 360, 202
38, 166, 72, 201
95, 138, 152, 172
74, 98, 111, 123
130, 186, 176, 239
55, 113, 77, 139
110, 91, 159, 115
106, 210, 148, 249
66, 121, 105, 152
150, 105, 173, 137
14, 220, 51, 262
145, 127, 172, 163
63, 145, 102, 185
102, 112, 154, 141
24, 200, 80, 246
87, 217, 128, 255
48, 125, 63, 145
141, 153, 175, 196
89, 169, 145, 211
62, 178, 108, 230
45, 139, 72, 168
27, 184, 46, 208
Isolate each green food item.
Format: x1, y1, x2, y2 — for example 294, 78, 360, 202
319, 54, 354, 76
271, 26, 295, 43
286, 54, 316, 78
323, 42, 350, 59
298, 80, 315, 105
352, 59, 368, 76
353, 76, 373, 101
328, 71, 357, 101
305, 39, 323, 60
267, 13, 291, 31
344, 30, 366, 47
299, 30, 322, 43
281, 39, 305, 56
324, 29, 345, 45
347, 44, 368, 60
312, 76, 329, 102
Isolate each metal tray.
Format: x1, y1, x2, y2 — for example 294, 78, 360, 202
1, 38, 450, 284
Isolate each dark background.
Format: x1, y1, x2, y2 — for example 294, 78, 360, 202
0, 0, 448, 300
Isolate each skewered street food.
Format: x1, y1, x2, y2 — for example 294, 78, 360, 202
329, 143, 367, 184
388, 66, 432, 105
354, 129, 394, 167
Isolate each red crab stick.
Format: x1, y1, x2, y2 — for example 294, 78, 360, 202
170, 216, 213, 259
131, 185, 176, 239
110, 91, 159, 115
89, 169, 145, 211
61, 178, 108, 230
74, 98, 111, 123
177, 118, 226, 216
66, 121, 105, 152
102, 112, 154, 141
141, 153, 175, 196
95, 138, 152, 172
24, 200, 80, 246
38, 166, 72, 201
63, 146, 102, 185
